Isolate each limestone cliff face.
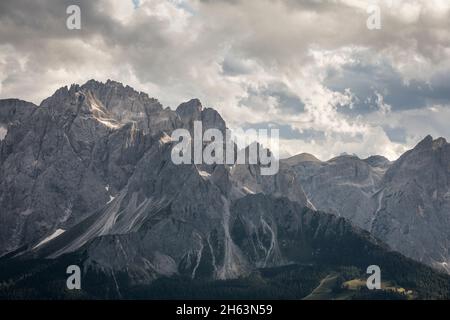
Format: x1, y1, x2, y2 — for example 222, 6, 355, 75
0, 80, 312, 283
284, 136, 450, 273
2, 79, 449, 285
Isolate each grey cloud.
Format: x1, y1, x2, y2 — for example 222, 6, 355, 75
383, 126, 408, 144
2, 0, 450, 102
239, 82, 305, 114
241, 121, 325, 142
325, 56, 450, 115
221, 55, 257, 76
1, 0, 450, 160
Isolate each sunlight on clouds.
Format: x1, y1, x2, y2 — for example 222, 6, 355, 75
1, 0, 450, 160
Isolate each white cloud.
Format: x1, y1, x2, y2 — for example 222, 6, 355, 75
1, 0, 450, 160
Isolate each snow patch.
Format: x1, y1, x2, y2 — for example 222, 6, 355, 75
198, 170, 211, 178
242, 186, 255, 194
107, 195, 116, 204
306, 196, 317, 210
438, 261, 450, 273
95, 117, 122, 129
0, 125, 7, 140
87, 92, 122, 129
33, 229, 65, 249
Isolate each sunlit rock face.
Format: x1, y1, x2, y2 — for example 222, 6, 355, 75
0, 80, 180, 256
0, 80, 312, 284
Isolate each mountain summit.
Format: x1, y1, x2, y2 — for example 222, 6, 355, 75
286, 135, 450, 273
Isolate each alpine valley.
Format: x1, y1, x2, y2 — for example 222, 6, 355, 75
1, 80, 449, 300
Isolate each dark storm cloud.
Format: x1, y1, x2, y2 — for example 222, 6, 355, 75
325, 57, 450, 115
238, 82, 305, 114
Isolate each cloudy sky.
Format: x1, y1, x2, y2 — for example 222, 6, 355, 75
1, 0, 450, 160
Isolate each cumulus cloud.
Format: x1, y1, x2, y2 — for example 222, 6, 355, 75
1, 0, 450, 160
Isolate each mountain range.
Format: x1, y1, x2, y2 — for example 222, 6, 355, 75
0, 80, 449, 299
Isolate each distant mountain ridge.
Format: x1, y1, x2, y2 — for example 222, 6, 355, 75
284, 135, 450, 273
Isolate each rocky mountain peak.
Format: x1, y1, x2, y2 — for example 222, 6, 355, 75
177, 98, 203, 112
390, 135, 450, 171
363, 155, 391, 168
36, 80, 183, 136
175, 99, 226, 133
432, 137, 448, 150
176, 98, 203, 123
282, 153, 321, 166
0, 99, 36, 124
414, 135, 435, 150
